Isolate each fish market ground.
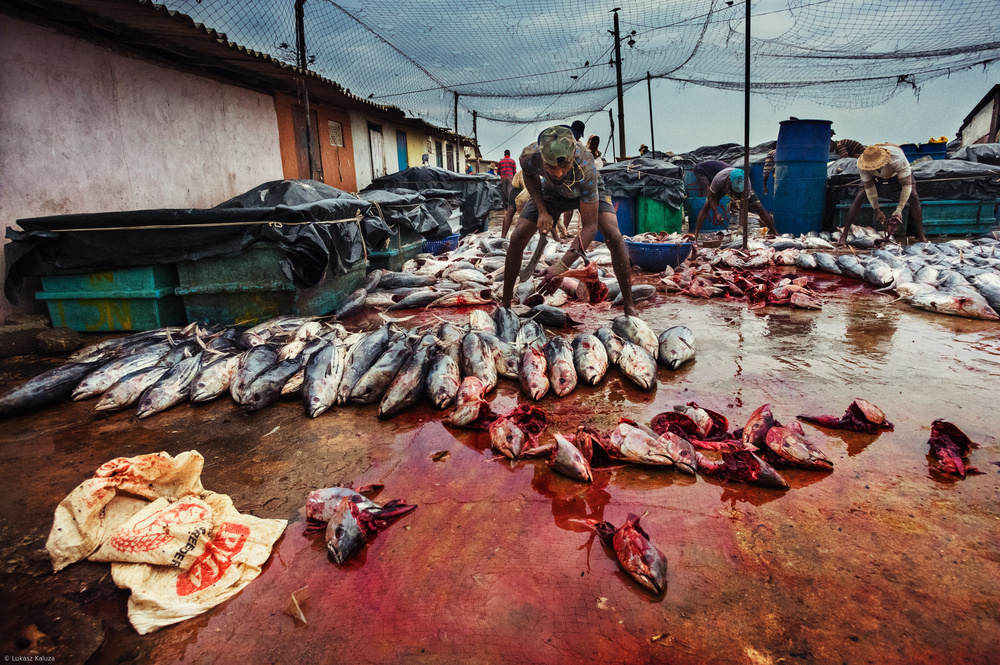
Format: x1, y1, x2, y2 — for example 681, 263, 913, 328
1, 269, 1000, 665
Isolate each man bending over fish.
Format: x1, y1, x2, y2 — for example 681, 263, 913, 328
501, 125, 638, 316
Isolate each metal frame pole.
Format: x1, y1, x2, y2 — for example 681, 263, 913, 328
612, 8, 626, 160
741, 0, 750, 249
295, 0, 314, 180
647, 71, 654, 155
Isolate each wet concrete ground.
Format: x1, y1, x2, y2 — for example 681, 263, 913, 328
1, 267, 999, 665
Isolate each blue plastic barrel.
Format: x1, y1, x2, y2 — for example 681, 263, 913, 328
772, 119, 831, 235
596, 196, 635, 242
688, 196, 729, 232
683, 167, 702, 197
774, 118, 833, 162
749, 162, 775, 213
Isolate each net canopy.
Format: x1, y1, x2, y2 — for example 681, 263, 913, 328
160, 0, 1000, 138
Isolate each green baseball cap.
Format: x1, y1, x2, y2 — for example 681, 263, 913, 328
538, 126, 577, 166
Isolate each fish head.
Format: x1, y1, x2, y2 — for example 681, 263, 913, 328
742, 404, 775, 448
613, 519, 668, 595
489, 418, 525, 459
325, 497, 367, 565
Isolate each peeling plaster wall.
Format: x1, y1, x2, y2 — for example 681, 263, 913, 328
0, 15, 284, 322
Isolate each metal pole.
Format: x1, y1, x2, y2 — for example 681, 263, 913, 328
612, 8, 626, 160
454, 91, 459, 172
647, 71, 654, 155
608, 109, 616, 162
472, 110, 479, 173
741, 0, 750, 250
295, 0, 314, 180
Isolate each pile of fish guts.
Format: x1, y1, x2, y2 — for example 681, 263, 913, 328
0, 310, 694, 421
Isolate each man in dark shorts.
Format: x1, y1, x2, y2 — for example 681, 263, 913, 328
501, 125, 637, 316
691, 161, 775, 237
497, 149, 517, 210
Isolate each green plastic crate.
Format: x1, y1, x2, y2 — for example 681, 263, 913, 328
636, 196, 683, 235
175, 243, 367, 325
40, 264, 179, 294
35, 265, 184, 332
35, 287, 186, 332
833, 199, 998, 236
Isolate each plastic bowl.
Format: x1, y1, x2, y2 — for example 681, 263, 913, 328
624, 240, 693, 272
423, 233, 460, 255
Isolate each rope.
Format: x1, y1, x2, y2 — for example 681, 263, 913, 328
45, 211, 364, 233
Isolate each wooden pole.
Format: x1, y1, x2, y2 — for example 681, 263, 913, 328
612, 8, 626, 160
741, 0, 750, 250
647, 71, 654, 155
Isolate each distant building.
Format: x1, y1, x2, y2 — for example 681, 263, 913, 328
959, 84, 1000, 146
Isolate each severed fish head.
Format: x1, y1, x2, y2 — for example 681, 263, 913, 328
325, 497, 367, 565
764, 426, 833, 470
548, 433, 593, 483
611, 514, 668, 595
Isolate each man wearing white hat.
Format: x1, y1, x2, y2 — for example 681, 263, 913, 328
839, 143, 926, 245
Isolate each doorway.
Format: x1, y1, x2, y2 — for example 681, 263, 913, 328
292, 106, 323, 181
369, 123, 386, 180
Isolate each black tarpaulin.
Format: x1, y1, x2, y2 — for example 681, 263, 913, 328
950, 143, 1000, 166
363, 167, 500, 235
598, 158, 686, 209
826, 158, 1000, 203
358, 189, 452, 240
4, 180, 378, 305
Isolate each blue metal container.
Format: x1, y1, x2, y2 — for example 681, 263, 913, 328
596, 196, 635, 242
773, 118, 831, 235
687, 196, 729, 232
774, 118, 833, 162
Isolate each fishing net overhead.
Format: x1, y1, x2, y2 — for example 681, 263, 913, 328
160, 0, 1000, 136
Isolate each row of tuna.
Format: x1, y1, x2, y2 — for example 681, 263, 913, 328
699, 231, 1000, 320
0, 308, 696, 421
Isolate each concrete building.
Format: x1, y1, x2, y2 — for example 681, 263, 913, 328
959, 84, 1000, 146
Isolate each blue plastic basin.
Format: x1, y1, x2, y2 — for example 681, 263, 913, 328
624, 240, 693, 272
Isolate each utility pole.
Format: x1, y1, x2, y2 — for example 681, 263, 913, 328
608, 109, 615, 162
472, 110, 479, 173
295, 0, 314, 179
647, 71, 654, 156
742, 0, 751, 249
454, 91, 459, 172
611, 8, 626, 160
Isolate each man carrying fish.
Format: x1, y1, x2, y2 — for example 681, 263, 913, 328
501, 125, 638, 316
839, 144, 927, 246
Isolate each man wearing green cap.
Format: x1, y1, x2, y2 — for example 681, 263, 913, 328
501, 125, 637, 316
691, 163, 775, 237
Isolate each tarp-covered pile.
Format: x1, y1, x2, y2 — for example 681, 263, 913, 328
4, 180, 385, 303
598, 158, 686, 210
363, 167, 501, 236
826, 158, 1000, 203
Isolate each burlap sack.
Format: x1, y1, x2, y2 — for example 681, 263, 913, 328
46, 451, 286, 634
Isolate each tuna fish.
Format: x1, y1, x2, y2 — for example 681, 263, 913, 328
519, 345, 550, 401
231, 345, 279, 404
190, 354, 240, 403
0, 361, 103, 419
427, 289, 494, 308
863, 259, 895, 288
594, 327, 624, 365
837, 254, 866, 280
794, 252, 818, 271
461, 333, 498, 392
350, 335, 411, 404
378, 272, 436, 289
617, 342, 657, 390
379, 335, 437, 417
713, 450, 788, 489
243, 358, 301, 412
487, 405, 549, 459
493, 307, 521, 343
444, 376, 495, 428
95, 365, 171, 412
479, 332, 521, 379
543, 337, 577, 397
515, 320, 547, 351
741, 404, 776, 450
388, 288, 450, 310
522, 304, 581, 328
657, 326, 696, 370
908, 292, 999, 320
547, 433, 593, 482
469, 309, 498, 335
336, 326, 392, 404
613, 284, 656, 306
72, 349, 167, 401
303, 341, 346, 418
572, 333, 609, 385
611, 315, 659, 361
813, 252, 842, 275
595, 514, 668, 594
426, 351, 461, 408
136, 353, 203, 419
305, 488, 416, 565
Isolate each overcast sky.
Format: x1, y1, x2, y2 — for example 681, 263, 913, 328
475, 65, 999, 161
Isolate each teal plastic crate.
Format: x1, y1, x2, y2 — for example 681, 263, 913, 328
36, 287, 186, 332
367, 227, 424, 273
833, 199, 997, 236
175, 243, 367, 325
40, 264, 179, 294
35, 265, 184, 332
